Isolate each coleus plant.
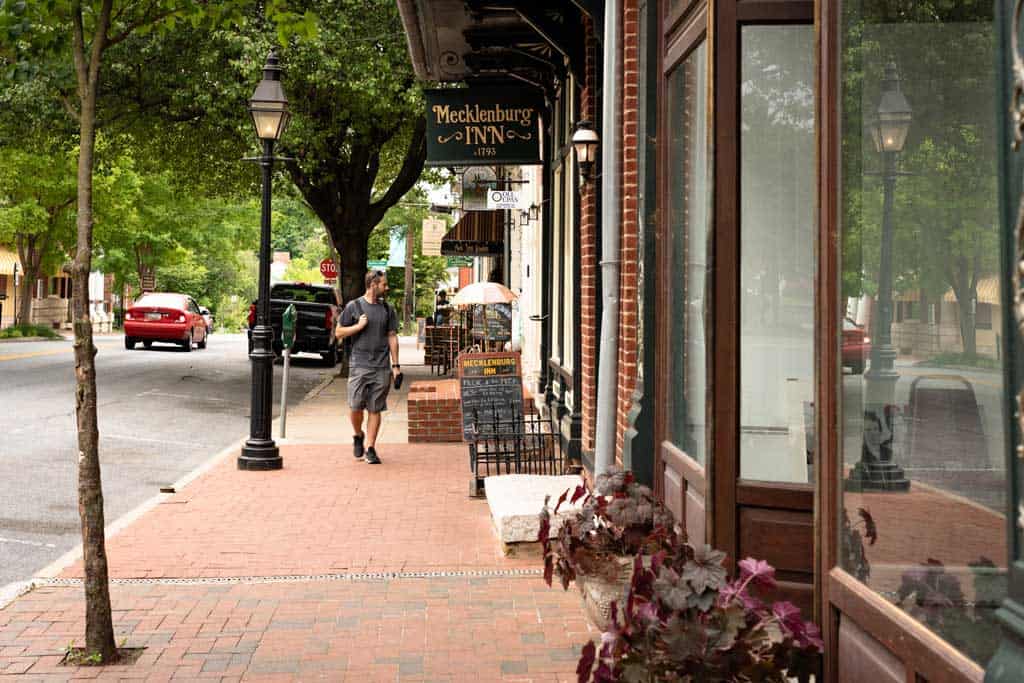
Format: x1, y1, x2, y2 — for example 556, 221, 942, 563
539, 468, 822, 682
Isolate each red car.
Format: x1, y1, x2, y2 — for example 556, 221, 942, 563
842, 317, 871, 374
124, 293, 208, 352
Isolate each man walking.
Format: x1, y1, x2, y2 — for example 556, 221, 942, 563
336, 270, 400, 464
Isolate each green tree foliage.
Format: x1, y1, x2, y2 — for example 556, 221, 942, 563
0, 0, 312, 664
0, 145, 77, 322
367, 192, 451, 323
840, 2, 996, 354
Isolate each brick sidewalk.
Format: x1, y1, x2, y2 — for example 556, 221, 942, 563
0, 358, 592, 680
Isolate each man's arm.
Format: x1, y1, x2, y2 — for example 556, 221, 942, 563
336, 319, 366, 339
388, 331, 399, 368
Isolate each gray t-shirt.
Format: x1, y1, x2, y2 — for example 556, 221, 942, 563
341, 297, 398, 369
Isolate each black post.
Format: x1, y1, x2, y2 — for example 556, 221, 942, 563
239, 137, 283, 470
847, 149, 908, 491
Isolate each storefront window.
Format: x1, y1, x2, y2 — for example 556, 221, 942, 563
666, 41, 709, 465
739, 24, 815, 483
838, 3, 1005, 667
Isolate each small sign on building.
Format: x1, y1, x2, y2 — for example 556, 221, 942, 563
422, 217, 447, 257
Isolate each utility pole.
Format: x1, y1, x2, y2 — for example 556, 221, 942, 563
404, 225, 415, 328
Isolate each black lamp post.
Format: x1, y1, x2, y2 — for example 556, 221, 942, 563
239, 49, 291, 472
847, 62, 912, 491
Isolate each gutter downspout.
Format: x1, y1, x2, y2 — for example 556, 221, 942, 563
593, 0, 620, 478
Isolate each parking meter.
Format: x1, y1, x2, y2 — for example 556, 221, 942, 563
282, 304, 297, 350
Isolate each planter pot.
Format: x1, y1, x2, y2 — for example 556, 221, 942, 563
576, 555, 636, 632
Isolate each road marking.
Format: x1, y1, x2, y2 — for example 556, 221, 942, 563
0, 537, 56, 549
104, 433, 207, 448
0, 347, 71, 362
0, 338, 120, 362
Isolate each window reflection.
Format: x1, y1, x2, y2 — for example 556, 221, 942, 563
667, 42, 710, 465
838, 5, 1006, 667
739, 25, 816, 483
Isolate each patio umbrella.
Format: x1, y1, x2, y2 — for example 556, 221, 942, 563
451, 281, 517, 307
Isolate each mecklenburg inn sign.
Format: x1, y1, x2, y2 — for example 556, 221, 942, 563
425, 88, 543, 166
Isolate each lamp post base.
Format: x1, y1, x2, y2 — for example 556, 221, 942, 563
844, 460, 909, 492
238, 440, 282, 471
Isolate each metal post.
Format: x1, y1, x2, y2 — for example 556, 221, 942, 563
279, 348, 290, 438
847, 150, 908, 491
239, 137, 283, 470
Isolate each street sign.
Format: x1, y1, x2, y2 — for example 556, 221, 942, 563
319, 258, 337, 279
281, 304, 297, 350
367, 259, 387, 270
446, 256, 473, 268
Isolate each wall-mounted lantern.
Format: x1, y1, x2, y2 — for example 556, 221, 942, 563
572, 120, 599, 185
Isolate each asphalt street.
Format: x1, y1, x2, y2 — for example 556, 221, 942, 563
0, 332, 332, 591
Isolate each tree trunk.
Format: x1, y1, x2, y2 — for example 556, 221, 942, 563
71, 0, 117, 664
15, 234, 44, 325
17, 262, 37, 325
334, 234, 369, 304
957, 296, 978, 357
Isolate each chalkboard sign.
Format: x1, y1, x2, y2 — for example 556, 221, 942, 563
458, 352, 523, 439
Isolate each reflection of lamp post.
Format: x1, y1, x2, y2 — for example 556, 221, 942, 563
239, 49, 291, 472
847, 62, 912, 492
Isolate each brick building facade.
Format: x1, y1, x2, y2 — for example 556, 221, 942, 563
398, 1, 1024, 679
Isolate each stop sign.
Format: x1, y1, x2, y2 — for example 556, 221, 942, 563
319, 258, 337, 278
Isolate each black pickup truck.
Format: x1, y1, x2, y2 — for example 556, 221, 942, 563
247, 282, 341, 365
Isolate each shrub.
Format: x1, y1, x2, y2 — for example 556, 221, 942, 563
539, 468, 822, 682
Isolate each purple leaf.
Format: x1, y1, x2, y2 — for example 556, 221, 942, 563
771, 601, 803, 634
738, 557, 777, 589
570, 484, 588, 505
576, 640, 596, 683
554, 488, 570, 514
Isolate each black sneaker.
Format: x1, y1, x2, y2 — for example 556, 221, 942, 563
364, 447, 381, 465
353, 433, 365, 459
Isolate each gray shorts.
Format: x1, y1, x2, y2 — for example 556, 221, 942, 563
347, 366, 391, 412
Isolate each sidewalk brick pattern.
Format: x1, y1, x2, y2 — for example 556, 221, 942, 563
1, 441, 593, 680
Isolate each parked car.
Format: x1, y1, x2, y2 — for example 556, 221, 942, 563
842, 317, 870, 374
124, 292, 208, 352
247, 282, 341, 365
199, 306, 214, 333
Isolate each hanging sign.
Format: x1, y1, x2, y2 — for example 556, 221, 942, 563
425, 88, 543, 167
422, 217, 446, 257
462, 166, 496, 211
487, 190, 521, 210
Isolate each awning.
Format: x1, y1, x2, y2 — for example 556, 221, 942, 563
944, 276, 1002, 305
441, 210, 504, 256
0, 247, 21, 275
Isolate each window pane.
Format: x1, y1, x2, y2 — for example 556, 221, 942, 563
838, 6, 1005, 668
739, 25, 815, 483
666, 41, 709, 465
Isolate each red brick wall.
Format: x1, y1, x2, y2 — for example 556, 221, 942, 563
615, 0, 641, 462
579, 17, 600, 455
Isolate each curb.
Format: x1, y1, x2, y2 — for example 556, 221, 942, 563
0, 368, 340, 610
0, 435, 247, 611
